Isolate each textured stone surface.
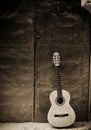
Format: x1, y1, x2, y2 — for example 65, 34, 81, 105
35, 0, 90, 122
0, 1, 34, 122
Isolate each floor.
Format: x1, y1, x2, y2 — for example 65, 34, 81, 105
0, 122, 91, 130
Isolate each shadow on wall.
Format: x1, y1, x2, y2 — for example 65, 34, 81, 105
0, 0, 22, 16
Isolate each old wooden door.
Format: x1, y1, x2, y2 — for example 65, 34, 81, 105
0, 0, 90, 122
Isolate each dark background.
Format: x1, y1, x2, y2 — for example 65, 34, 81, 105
0, 0, 90, 122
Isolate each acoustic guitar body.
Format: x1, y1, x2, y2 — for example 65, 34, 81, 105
47, 90, 76, 128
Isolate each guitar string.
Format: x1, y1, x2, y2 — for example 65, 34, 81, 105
55, 66, 62, 99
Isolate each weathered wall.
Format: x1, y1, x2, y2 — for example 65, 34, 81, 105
0, 0, 90, 122
0, 1, 34, 122
35, 0, 90, 122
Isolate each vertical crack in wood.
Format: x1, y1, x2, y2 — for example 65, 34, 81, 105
88, 16, 91, 121
33, 0, 37, 122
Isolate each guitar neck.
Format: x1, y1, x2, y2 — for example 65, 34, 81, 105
55, 66, 62, 98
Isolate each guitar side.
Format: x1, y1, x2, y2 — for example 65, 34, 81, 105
47, 90, 76, 128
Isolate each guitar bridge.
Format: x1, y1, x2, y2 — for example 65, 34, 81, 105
54, 114, 69, 117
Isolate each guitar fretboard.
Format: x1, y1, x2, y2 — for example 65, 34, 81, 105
55, 66, 62, 99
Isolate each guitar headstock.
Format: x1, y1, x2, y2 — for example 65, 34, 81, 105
53, 52, 60, 66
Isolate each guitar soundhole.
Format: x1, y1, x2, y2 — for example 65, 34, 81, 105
56, 97, 65, 105
57, 97, 64, 104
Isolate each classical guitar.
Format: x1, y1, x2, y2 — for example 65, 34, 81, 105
47, 52, 76, 128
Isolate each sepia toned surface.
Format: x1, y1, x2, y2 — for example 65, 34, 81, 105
35, 0, 90, 122
0, 1, 34, 122
0, 122, 90, 130
0, 0, 90, 122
